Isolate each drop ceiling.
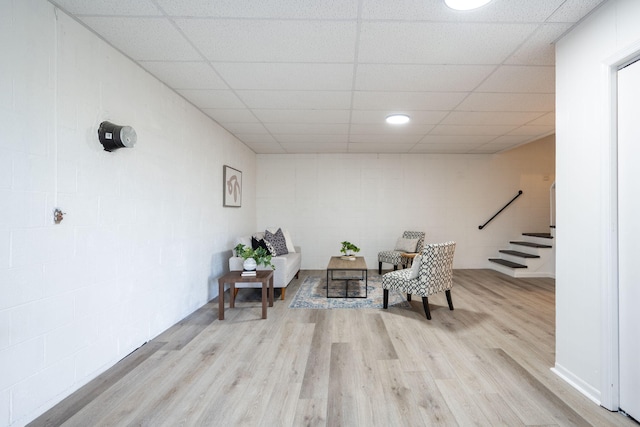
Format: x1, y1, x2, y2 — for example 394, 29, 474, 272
48, 0, 605, 154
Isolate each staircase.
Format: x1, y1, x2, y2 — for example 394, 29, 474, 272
488, 229, 555, 278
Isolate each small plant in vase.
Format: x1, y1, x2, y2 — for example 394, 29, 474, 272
234, 244, 275, 271
340, 241, 360, 260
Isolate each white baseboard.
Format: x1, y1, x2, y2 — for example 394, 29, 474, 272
551, 363, 601, 405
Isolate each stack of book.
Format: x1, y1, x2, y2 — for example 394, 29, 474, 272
241, 270, 257, 277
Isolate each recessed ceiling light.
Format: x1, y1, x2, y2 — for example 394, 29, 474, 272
444, 0, 492, 11
386, 114, 410, 125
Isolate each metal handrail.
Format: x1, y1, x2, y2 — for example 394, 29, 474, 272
478, 190, 523, 230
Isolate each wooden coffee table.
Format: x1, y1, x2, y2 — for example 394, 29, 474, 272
218, 270, 274, 320
326, 256, 368, 298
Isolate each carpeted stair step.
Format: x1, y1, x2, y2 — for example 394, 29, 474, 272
510, 241, 552, 249
522, 232, 553, 239
489, 259, 527, 268
499, 250, 540, 259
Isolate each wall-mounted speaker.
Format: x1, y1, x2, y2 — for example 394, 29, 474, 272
98, 121, 137, 152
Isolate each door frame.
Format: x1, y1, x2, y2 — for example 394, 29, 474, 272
601, 40, 640, 411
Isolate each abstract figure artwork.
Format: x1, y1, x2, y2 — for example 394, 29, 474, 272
223, 165, 242, 207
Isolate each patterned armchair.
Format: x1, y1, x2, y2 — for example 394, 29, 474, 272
378, 231, 425, 274
382, 241, 456, 319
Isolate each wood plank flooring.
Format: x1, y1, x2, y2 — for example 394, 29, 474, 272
29, 269, 635, 427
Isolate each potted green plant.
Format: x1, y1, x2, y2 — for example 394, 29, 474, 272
340, 241, 360, 260
234, 243, 275, 270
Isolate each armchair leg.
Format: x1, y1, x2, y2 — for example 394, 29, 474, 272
383, 289, 389, 309
422, 297, 431, 320
379, 262, 382, 275
281, 288, 286, 300
407, 293, 411, 302
393, 265, 397, 271
445, 290, 454, 310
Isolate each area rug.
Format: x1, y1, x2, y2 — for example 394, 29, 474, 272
289, 274, 410, 309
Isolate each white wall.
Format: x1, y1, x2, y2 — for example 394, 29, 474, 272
0, 1, 256, 426
256, 136, 555, 270
555, 0, 640, 407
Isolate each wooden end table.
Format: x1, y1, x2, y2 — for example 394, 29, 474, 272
218, 270, 274, 320
401, 252, 418, 268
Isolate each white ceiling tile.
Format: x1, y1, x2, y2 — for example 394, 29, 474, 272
469, 145, 513, 154
442, 111, 544, 126
430, 125, 518, 136
237, 90, 352, 109
349, 124, 435, 135
351, 110, 447, 124
280, 143, 350, 153
241, 142, 286, 153
505, 23, 573, 66
264, 123, 349, 134
355, 64, 495, 91
348, 142, 414, 153
51, 0, 162, 15
223, 123, 269, 134
360, 0, 565, 22
235, 134, 278, 144
477, 65, 555, 93
176, 89, 245, 109
359, 22, 538, 64
528, 112, 555, 126
349, 134, 422, 143
456, 93, 555, 112
507, 126, 555, 136
202, 109, 259, 123
252, 109, 350, 124
155, 0, 359, 19
418, 135, 496, 145
215, 63, 354, 90
139, 61, 228, 89
547, 0, 606, 23
274, 134, 348, 144
410, 143, 484, 154
487, 135, 533, 145
79, 17, 201, 60
352, 91, 467, 110
176, 19, 357, 63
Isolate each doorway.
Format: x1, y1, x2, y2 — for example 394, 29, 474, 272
617, 57, 640, 421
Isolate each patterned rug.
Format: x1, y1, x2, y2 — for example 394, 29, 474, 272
289, 274, 410, 309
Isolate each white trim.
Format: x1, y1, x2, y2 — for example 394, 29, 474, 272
552, 365, 601, 405
600, 38, 640, 412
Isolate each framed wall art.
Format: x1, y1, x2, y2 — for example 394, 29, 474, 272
223, 165, 242, 207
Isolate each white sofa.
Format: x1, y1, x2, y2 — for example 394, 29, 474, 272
228, 231, 301, 300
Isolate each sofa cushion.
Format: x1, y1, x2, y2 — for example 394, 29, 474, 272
264, 228, 289, 256
283, 229, 296, 253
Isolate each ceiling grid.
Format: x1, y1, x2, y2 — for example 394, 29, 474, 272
49, 0, 606, 154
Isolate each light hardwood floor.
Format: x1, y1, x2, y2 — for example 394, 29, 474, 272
30, 269, 635, 426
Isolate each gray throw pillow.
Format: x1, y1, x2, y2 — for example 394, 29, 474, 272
394, 237, 419, 253
264, 228, 289, 256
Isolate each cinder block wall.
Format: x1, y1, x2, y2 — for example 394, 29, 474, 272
0, 2, 256, 425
